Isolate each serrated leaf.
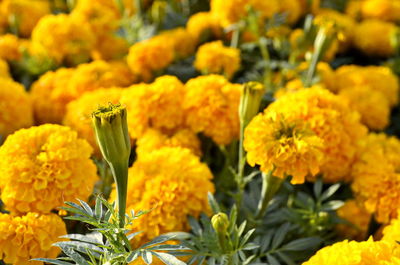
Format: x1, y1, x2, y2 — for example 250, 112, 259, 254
77, 199, 93, 217
141, 251, 153, 264
313, 178, 323, 198
127, 231, 143, 241
32, 259, 73, 265
242, 242, 259, 250
54, 241, 102, 254
240, 229, 255, 247
267, 254, 280, 265
320, 183, 340, 201
126, 251, 139, 262
271, 223, 290, 249
320, 200, 344, 211
280, 237, 322, 251
95, 197, 103, 220
188, 215, 202, 236
154, 252, 186, 265
276, 252, 295, 265
60, 246, 90, 265
208, 192, 220, 214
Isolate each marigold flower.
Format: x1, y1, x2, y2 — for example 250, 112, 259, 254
0, 0, 50, 37
0, 77, 33, 137
354, 19, 397, 58
136, 128, 202, 158
0, 33, 28, 61
63, 88, 123, 156
382, 213, 400, 256
127, 36, 174, 82
110, 147, 214, 245
183, 75, 242, 145
361, 0, 400, 22
186, 12, 222, 43
31, 60, 132, 124
121, 76, 185, 139
0, 124, 98, 215
298, 0, 320, 14
155, 27, 196, 59
0, 59, 10, 79
194, 41, 241, 80
31, 14, 96, 65
333, 65, 399, 106
0, 212, 66, 265
268, 87, 367, 182
278, 0, 302, 25
302, 238, 400, 265
339, 86, 390, 130
244, 111, 324, 184
336, 200, 370, 241
210, 0, 280, 27
352, 133, 400, 223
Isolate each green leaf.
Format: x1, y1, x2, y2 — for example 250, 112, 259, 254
242, 242, 259, 250
228, 205, 238, 234
140, 234, 179, 248
54, 241, 102, 255
276, 252, 295, 265
208, 192, 221, 214
267, 254, 280, 265
141, 250, 153, 264
32, 259, 73, 265
320, 200, 344, 211
77, 199, 94, 217
126, 251, 139, 262
320, 184, 341, 202
154, 252, 186, 265
188, 215, 202, 236
60, 233, 103, 245
280, 237, 322, 251
313, 178, 323, 198
95, 197, 103, 221
60, 246, 91, 265
240, 229, 255, 248
271, 223, 290, 249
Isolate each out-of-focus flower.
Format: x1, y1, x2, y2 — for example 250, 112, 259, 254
0, 0, 50, 37
186, 12, 222, 43
361, 0, 400, 22
0, 212, 66, 265
0, 124, 98, 215
0, 77, 33, 137
194, 41, 241, 80
382, 212, 400, 256
0, 33, 28, 61
183, 75, 242, 145
336, 199, 370, 241
278, 0, 302, 25
63, 88, 123, 156
268, 87, 367, 183
136, 128, 202, 158
127, 36, 174, 82
354, 19, 397, 58
31, 60, 133, 124
0, 59, 10, 79
345, 0, 362, 19
155, 28, 196, 59
302, 238, 400, 265
110, 147, 214, 245
31, 14, 96, 65
298, 0, 320, 14
244, 111, 324, 184
91, 33, 129, 60
121, 76, 185, 140
210, 0, 280, 27
352, 133, 400, 224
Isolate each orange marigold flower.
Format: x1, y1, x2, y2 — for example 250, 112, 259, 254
361, 0, 400, 22
0, 212, 66, 265
186, 12, 222, 43
155, 27, 197, 59
0, 33, 28, 61
0, 59, 10, 79
336, 199, 370, 241
183, 75, 242, 145
0, 124, 98, 215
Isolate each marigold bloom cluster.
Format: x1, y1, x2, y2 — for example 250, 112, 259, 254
351, 133, 400, 224
360, 0, 400, 22
0, 212, 66, 265
0, 33, 27, 61
0, 124, 98, 215
31, 60, 133, 124
244, 111, 324, 184
336, 200, 370, 241
268, 87, 367, 183
111, 147, 214, 245
183, 75, 242, 145
186, 12, 222, 43
0, 77, 33, 137
0, 59, 10, 79
194, 41, 241, 80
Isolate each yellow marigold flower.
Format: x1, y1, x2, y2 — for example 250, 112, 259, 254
278, 0, 302, 25
333, 65, 399, 107
339, 86, 390, 130
302, 238, 400, 265
91, 33, 129, 60
352, 133, 400, 223
0, 124, 98, 215
31, 60, 132, 124
315, 8, 356, 52
127, 36, 174, 82
361, 0, 400, 22
210, 0, 279, 27
31, 14, 96, 65
0, 77, 33, 137
0, 59, 10, 79
122, 76, 185, 139
194, 41, 241, 80
63, 88, 123, 156
155, 27, 196, 59
0, 212, 66, 265
244, 111, 324, 184
268, 87, 367, 183
346, 0, 362, 19
336, 199, 370, 241
0, 0, 50, 37
354, 19, 397, 58
382, 212, 400, 257
298, 0, 320, 14
186, 11, 222, 43
136, 128, 202, 158
0, 33, 28, 61
183, 75, 242, 145
111, 147, 214, 245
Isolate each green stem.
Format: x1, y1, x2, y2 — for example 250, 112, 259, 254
255, 171, 283, 220
109, 161, 129, 228
230, 27, 240, 49
305, 32, 327, 87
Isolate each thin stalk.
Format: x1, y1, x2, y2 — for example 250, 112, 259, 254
305, 31, 327, 87
255, 171, 283, 220
109, 161, 129, 228
230, 27, 240, 48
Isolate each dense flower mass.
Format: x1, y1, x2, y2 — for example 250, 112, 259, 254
111, 147, 214, 245
183, 75, 242, 145
186, 11, 222, 43
268, 87, 367, 182
0, 124, 98, 215
0, 212, 66, 265
0, 77, 33, 137
244, 111, 324, 184
336, 200, 370, 241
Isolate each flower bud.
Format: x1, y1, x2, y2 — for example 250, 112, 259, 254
239, 82, 264, 129
211, 212, 230, 235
